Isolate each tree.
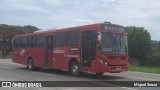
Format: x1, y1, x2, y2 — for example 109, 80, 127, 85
158, 41, 160, 51
23, 25, 40, 33
126, 26, 151, 64
0, 24, 40, 54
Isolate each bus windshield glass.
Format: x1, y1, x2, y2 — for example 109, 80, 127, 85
99, 32, 128, 55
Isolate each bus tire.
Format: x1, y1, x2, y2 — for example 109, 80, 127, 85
27, 59, 34, 71
96, 73, 104, 76
70, 61, 80, 76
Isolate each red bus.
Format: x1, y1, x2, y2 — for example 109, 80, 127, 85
12, 22, 128, 76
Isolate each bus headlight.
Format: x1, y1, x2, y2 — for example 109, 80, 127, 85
99, 59, 108, 66
99, 59, 104, 63
104, 61, 108, 66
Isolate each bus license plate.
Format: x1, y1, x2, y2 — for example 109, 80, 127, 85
116, 68, 122, 71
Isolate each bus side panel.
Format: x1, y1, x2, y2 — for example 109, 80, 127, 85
28, 48, 44, 67
65, 46, 80, 69
19, 48, 28, 65
52, 47, 67, 69
52, 46, 80, 70
12, 48, 23, 64
12, 48, 44, 68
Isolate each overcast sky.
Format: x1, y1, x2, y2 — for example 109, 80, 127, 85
0, 0, 160, 40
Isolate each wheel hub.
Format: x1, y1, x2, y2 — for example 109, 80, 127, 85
72, 65, 78, 72
28, 61, 32, 69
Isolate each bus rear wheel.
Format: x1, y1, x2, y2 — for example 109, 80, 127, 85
70, 61, 80, 76
27, 59, 34, 71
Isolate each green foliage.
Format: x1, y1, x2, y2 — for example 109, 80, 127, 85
0, 24, 40, 37
143, 48, 160, 66
0, 24, 40, 55
129, 65, 160, 74
126, 26, 152, 64
23, 25, 40, 32
158, 41, 160, 51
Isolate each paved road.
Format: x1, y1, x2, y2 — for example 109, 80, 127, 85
0, 59, 160, 90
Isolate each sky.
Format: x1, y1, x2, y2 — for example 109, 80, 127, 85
0, 0, 160, 40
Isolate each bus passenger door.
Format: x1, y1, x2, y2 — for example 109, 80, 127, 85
81, 30, 97, 67
52, 32, 67, 69
44, 35, 54, 68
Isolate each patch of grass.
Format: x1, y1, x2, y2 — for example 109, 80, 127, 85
129, 65, 160, 74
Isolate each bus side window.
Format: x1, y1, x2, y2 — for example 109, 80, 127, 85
32, 36, 37, 47
28, 37, 32, 47
67, 31, 79, 46
37, 35, 44, 47
21, 37, 28, 47
55, 32, 66, 47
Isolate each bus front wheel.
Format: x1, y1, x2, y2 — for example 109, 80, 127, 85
70, 61, 80, 76
27, 59, 34, 71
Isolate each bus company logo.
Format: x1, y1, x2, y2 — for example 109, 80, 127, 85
53, 50, 65, 54
2, 82, 11, 87
20, 49, 25, 56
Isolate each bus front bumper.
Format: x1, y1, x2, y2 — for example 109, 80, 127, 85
90, 62, 128, 73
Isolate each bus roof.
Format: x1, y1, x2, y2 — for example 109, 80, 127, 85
14, 22, 125, 38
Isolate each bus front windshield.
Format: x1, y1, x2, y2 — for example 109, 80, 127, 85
99, 32, 128, 55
